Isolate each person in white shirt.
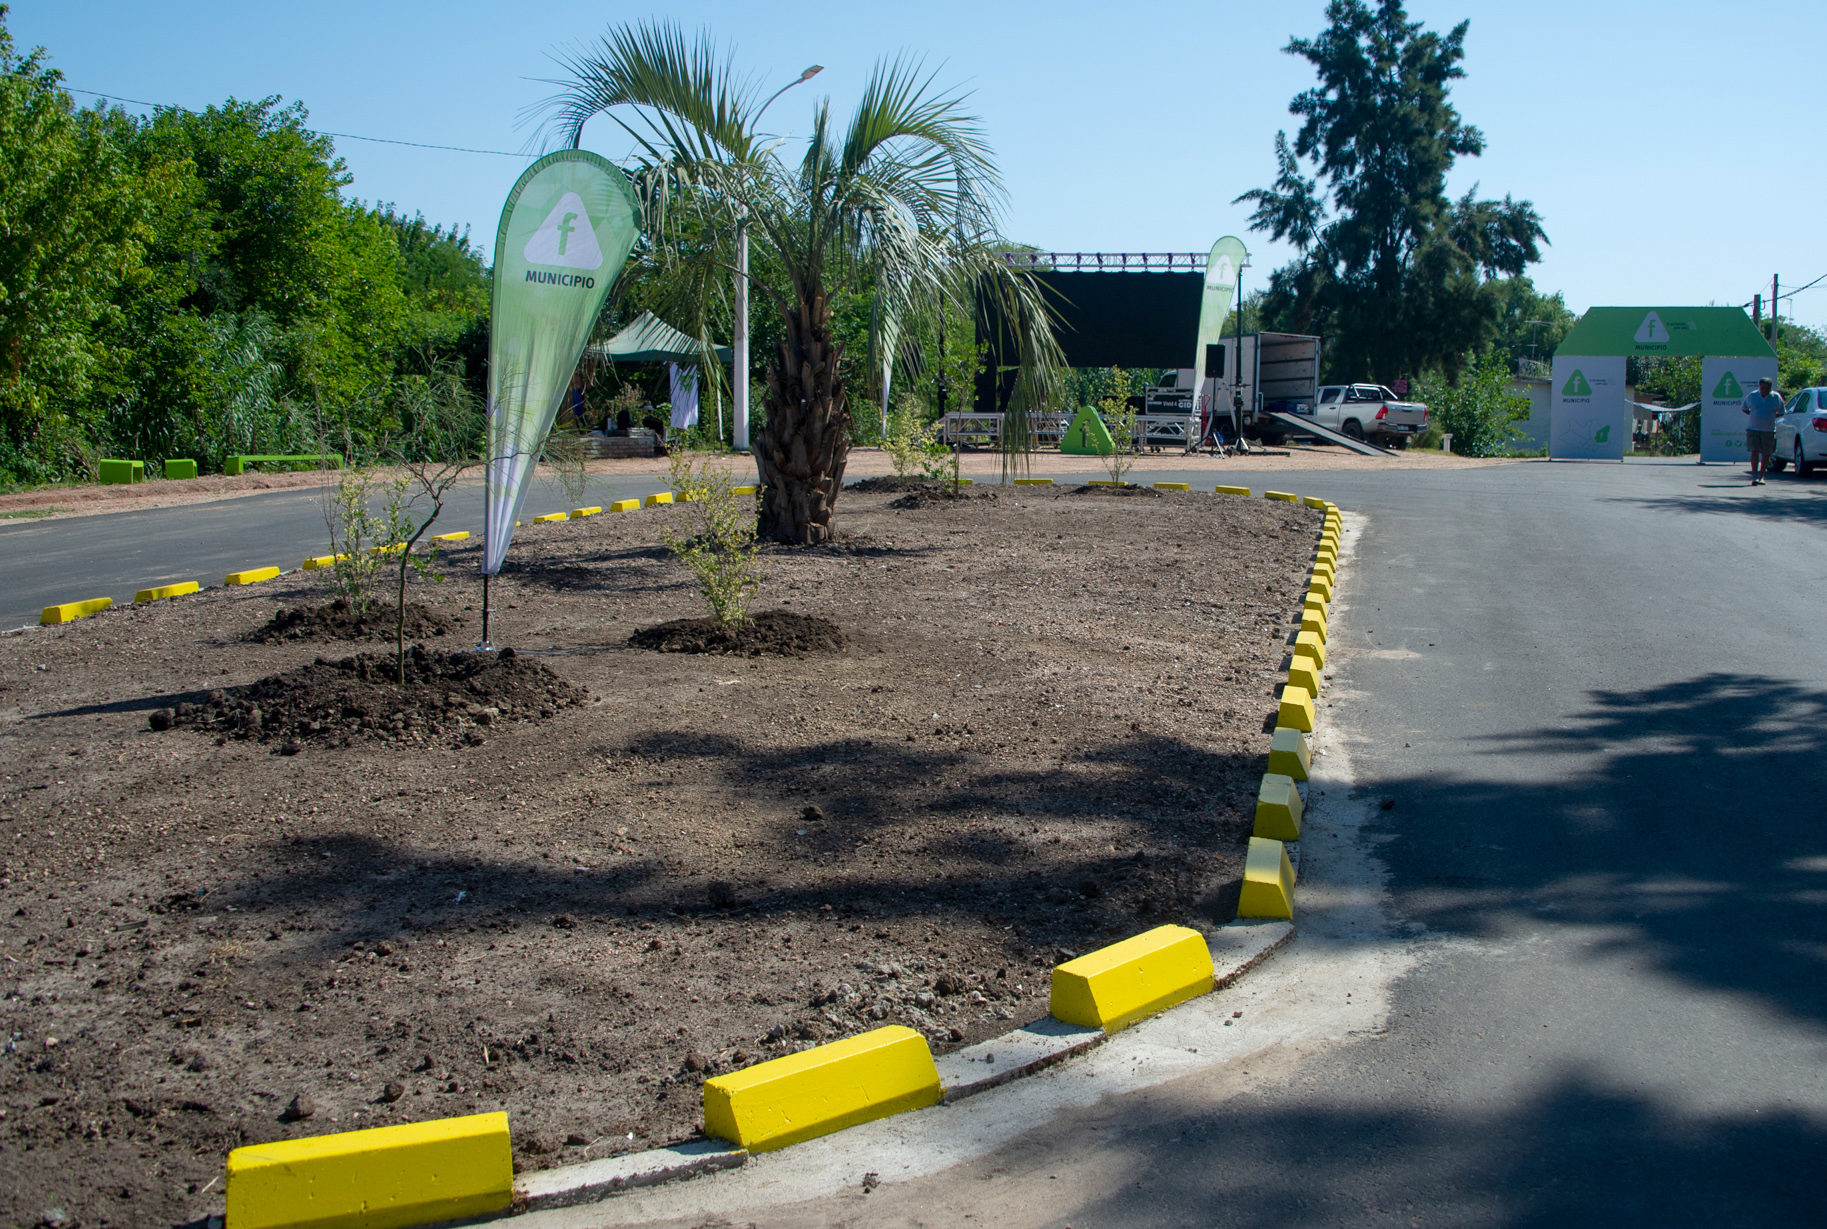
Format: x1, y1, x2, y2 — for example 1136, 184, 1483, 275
1741, 377, 1784, 484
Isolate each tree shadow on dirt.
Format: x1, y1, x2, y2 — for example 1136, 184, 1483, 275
1045, 1067, 1821, 1226
198, 726, 1263, 962
1366, 671, 1827, 1027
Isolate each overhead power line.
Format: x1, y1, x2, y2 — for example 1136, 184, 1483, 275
63, 86, 536, 157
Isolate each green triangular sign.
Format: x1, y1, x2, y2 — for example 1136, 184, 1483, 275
1713, 371, 1743, 399
1060, 405, 1116, 455
1562, 369, 1592, 397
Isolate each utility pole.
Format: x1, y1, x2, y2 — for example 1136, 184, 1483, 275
1773, 273, 1781, 351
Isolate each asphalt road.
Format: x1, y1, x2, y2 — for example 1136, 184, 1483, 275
10, 457, 1827, 1224
0, 471, 682, 631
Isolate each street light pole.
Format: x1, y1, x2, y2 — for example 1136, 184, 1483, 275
732, 64, 822, 454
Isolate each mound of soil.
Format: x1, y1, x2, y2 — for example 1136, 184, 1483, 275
888, 488, 999, 509
150, 646, 585, 747
248, 598, 456, 644
847, 475, 939, 493
1068, 483, 1162, 497
629, 608, 845, 656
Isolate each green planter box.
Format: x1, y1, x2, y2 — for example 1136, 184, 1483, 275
164, 458, 198, 481
99, 459, 144, 484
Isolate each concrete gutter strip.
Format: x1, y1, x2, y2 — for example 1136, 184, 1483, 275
513, 1140, 748, 1212
935, 1018, 1105, 1104
1208, 919, 1296, 989
936, 920, 1293, 1103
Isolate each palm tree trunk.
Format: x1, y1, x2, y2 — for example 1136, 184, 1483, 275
755, 288, 849, 544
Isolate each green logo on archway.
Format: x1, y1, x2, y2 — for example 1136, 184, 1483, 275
1713, 371, 1743, 398
1595, 424, 1611, 443
1562, 369, 1592, 396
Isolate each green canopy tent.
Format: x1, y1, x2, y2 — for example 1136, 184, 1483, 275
586, 312, 732, 364
584, 313, 732, 438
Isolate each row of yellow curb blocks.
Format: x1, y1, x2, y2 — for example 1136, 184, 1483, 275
1240, 498, 1342, 921
43, 528, 488, 622
226, 921, 1234, 1226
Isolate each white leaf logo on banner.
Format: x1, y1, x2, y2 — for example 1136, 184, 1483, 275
523, 193, 604, 269
1634, 311, 1668, 344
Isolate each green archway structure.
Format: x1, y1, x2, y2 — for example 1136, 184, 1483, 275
1552, 307, 1773, 461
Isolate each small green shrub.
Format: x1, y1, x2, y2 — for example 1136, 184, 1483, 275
664, 461, 762, 627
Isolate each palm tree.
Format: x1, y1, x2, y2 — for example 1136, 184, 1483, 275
538, 22, 1060, 544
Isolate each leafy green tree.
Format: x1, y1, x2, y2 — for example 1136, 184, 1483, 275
1486, 276, 1575, 372
1412, 349, 1529, 456
1235, 0, 1547, 383
541, 22, 1061, 544
0, 7, 159, 480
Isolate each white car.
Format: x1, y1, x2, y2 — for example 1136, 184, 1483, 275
1313, 384, 1429, 448
1769, 387, 1827, 477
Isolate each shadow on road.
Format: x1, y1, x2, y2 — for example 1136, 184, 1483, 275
1053, 1067, 1821, 1226
1371, 671, 1827, 1026
1606, 484, 1827, 524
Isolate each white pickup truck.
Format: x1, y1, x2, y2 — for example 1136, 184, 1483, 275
1312, 384, 1429, 449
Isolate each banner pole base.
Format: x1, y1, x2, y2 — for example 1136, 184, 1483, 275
478, 571, 494, 652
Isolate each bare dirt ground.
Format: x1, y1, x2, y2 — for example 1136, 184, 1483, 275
0, 484, 1320, 1227
0, 443, 1513, 520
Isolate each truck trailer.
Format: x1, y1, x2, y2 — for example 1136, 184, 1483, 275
1145, 331, 1324, 446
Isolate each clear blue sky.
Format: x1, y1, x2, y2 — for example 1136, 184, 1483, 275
16, 0, 1827, 331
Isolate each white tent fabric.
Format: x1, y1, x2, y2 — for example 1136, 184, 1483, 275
669, 363, 700, 431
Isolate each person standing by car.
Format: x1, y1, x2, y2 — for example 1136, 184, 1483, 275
1742, 376, 1783, 484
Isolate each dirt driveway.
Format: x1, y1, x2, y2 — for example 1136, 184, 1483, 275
0, 483, 1321, 1227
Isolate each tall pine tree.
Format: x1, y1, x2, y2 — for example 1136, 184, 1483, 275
1237, 0, 1546, 382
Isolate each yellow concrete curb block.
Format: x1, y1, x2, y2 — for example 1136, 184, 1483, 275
1294, 628, 1326, 669
1153, 481, 1192, 491
135, 582, 199, 603
644, 492, 674, 507
1302, 495, 1329, 509
433, 531, 469, 542
1254, 773, 1303, 841
369, 543, 407, 557
1238, 836, 1296, 919
1310, 576, 1333, 602
732, 485, 760, 495
1013, 478, 1053, 486
568, 507, 601, 519
533, 512, 568, 524
1278, 684, 1315, 732
1303, 594, 1328, 617
302, 554, 348, 571
703, 1025, 939, 1153
610, 499, 640, 512
1265, 490, 1298, 503
1312, 562, 1335, 586
1268, 726, 1311, 781
225, 567, 280, 586
1214, 485, 1252, 496
225, 1111, 512, 1229
1289, 654, 1321, 697
41, 597, 113, 625
1049, 924, 1215, 1033
1300, 609, 1327, 642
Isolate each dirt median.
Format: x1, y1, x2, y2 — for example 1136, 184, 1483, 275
0, 483, 1321, 1226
